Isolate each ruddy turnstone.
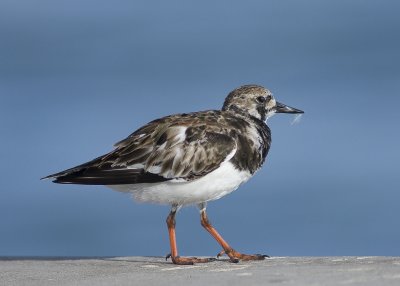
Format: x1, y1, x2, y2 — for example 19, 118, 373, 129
43, 84, 304, 265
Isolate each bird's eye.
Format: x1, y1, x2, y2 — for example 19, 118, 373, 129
256, 96, 266, 103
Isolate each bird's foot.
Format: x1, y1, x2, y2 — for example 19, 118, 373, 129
217, 249, 269, 263
166, 253, 216, 265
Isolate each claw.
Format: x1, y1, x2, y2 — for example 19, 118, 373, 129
230, 258, 240, 263
216, 250, 226, 258
216, 250, 239, 263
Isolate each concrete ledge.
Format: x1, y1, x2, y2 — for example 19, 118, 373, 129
1, 256, 400, 286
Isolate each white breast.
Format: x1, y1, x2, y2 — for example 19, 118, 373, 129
109, 161, 252, 206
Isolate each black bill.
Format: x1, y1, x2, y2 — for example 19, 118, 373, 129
275, 102, 304, 114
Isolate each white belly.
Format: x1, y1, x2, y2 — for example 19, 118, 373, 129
109, 162, 252, 206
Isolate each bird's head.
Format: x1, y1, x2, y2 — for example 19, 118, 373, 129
222, 84, 304, 121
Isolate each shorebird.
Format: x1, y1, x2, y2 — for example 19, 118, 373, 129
43, 84, 304, 265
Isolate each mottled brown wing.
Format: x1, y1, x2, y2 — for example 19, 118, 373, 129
109, 121, 237, 180
45, 113, 237, 184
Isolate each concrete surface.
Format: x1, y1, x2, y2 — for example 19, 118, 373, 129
1, 256, 400, 286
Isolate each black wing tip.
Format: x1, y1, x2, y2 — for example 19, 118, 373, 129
40, 170, 74, 182
40, 175, 53, 181
41, 168, 171, 185
40, 174, 68, 184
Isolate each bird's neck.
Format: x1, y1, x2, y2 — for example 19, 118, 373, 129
223, 104, 265, 123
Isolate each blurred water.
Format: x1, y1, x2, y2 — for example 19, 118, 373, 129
1, 0, 399, 257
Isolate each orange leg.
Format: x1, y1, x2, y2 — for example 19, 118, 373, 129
200, 208, 268, 263
166, 207, 216, 265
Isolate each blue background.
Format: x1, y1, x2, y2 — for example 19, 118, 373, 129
1, 0, 399, 257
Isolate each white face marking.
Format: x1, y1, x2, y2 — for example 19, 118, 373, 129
248, 105, 262, 120
267, 98, 276, 109
264, 97, 277, 121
